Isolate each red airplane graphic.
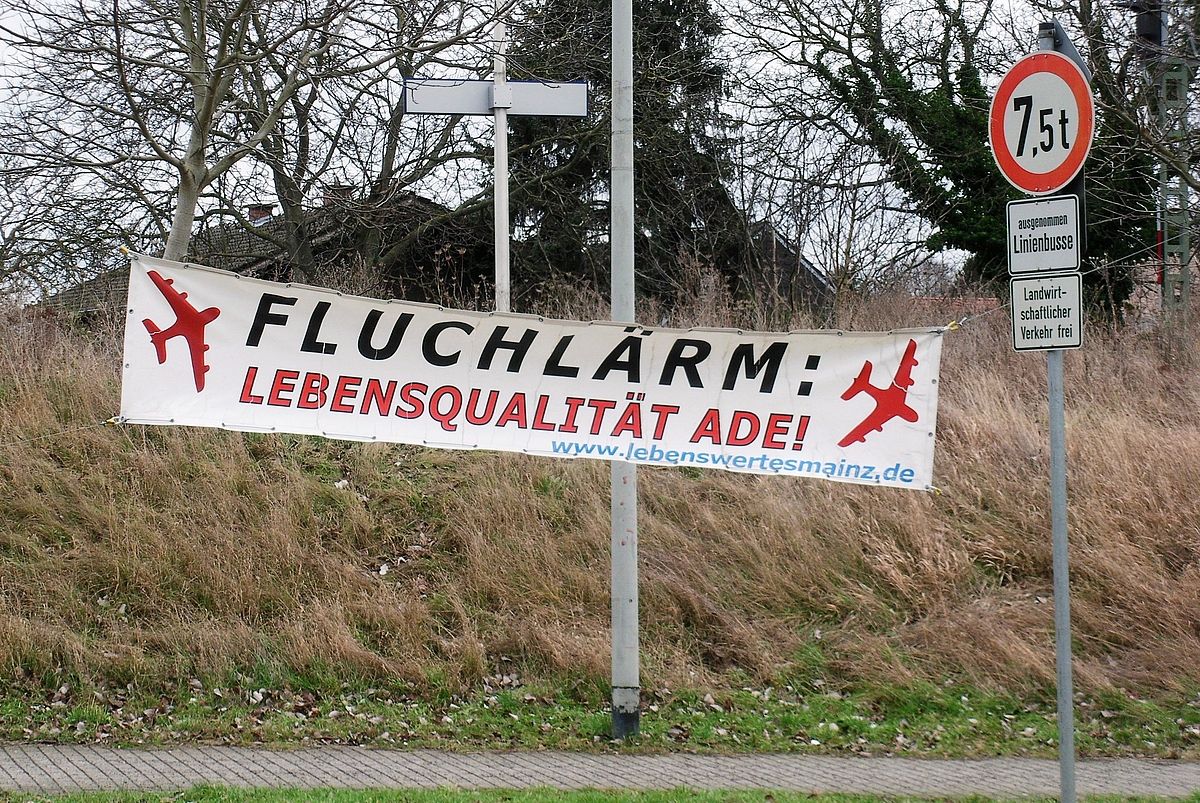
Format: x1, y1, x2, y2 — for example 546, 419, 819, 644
141, 270, 221, 392
837, 338, 920, 447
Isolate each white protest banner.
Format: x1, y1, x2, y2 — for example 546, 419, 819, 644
120, 255, 944, 489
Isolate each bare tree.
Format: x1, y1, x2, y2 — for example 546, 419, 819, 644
727, 0, 1023, 290
0, 0, 497, 284
728, 0, 1164, 309
196, 0, 503, 289
0, 157, 140, 300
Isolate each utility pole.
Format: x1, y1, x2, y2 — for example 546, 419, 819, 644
1158, 60, 1191, 327
1124, 1, 1191, 335
610, 0, 640, 741
493, 11, 511, 314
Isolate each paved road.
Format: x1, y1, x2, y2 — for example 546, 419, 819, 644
2, 745, 1200, 797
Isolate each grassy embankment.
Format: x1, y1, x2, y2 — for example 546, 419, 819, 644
2, 287, 1200, 755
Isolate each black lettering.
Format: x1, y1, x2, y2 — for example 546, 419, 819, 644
543, 335, 580, 378
478, 326, 538, 372
659, 338, 711, 388
422, 320, 474, 366
300, 301, 337, 355
246, 293, 297, 347
358, 310, 414, 360
722, 342, 787, 393
592, 336, 642, 382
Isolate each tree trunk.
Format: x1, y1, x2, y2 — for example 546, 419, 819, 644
163, 170, 201, 262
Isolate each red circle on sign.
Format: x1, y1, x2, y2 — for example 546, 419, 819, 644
989, 51, 1094, 195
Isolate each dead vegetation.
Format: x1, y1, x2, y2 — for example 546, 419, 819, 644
1, 295, 1199, 701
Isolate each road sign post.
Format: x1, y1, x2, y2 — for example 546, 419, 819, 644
991, 20, 1094, 803
403, 74, 588, 313
610, 0, 639, 740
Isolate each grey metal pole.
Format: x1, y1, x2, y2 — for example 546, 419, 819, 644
1037, 23, 1077, 803
492, 15, 511, 314
1048, 349, 1076, 803
611, 0, 635, 324
611, 461, 638, 738
610, 0, 639, 740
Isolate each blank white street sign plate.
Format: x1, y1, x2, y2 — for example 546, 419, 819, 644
404, 79, 588, 117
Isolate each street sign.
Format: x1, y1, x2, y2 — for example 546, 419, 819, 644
404, 79, 589, 117
989, 51, 1094, 195
1007, 195, 1081, 274
1011, 272, 1083, 350
402, 71, 590, 315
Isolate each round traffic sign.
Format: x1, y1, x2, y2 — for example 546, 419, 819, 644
989, 51, 1094, 195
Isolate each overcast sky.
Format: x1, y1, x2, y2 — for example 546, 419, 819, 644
0, 8, 19, 80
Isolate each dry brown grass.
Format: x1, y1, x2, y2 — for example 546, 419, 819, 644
2, 295, 1200, 699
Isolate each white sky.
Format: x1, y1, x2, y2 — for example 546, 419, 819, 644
0, 7, 21, 83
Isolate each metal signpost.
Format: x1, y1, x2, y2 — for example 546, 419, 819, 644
408, 25, 634, 740
989, 20, 1094, 803
610, 0, 639, 740
403, 57, 588, 314
407, 41, 634, 739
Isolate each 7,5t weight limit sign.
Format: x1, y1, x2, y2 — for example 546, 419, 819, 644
989, 51, 1094, 195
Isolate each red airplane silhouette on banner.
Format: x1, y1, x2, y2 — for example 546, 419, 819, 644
837, 338, 920, 447
141, 270, 221, 392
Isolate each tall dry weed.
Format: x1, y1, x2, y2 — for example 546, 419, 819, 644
2, 296, 1200, 698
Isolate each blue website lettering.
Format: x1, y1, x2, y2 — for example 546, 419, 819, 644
549, 440, 917, 484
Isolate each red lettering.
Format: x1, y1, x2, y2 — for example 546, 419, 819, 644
690, 409, 721, 444
610, 402, 642, 438
395, 382, 428, 419
559, 397, 585, 433
763, 413, 792, 450
239, 366, 264, 404
586, 399, 617, 435
268, 370, 300, 407
532, 395, 556, 431
727, 411, 760, 446
466, 388, 500, 425
361, 379, 396, 416
297, 372, 329, 409
496, 392, 528, 428
649, 404, 680, 439
428, 386, 463, 431
330, 376, 361, 413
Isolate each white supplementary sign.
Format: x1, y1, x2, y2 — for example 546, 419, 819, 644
989, 51, 1094, 195
404, 79, 589, 117
1007, 195, 1080, 274
1011, 273, 1083, 351
120, 255, 944, 489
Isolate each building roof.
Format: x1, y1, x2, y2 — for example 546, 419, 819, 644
41, 192, 455, 313
747, 221, 836, 312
